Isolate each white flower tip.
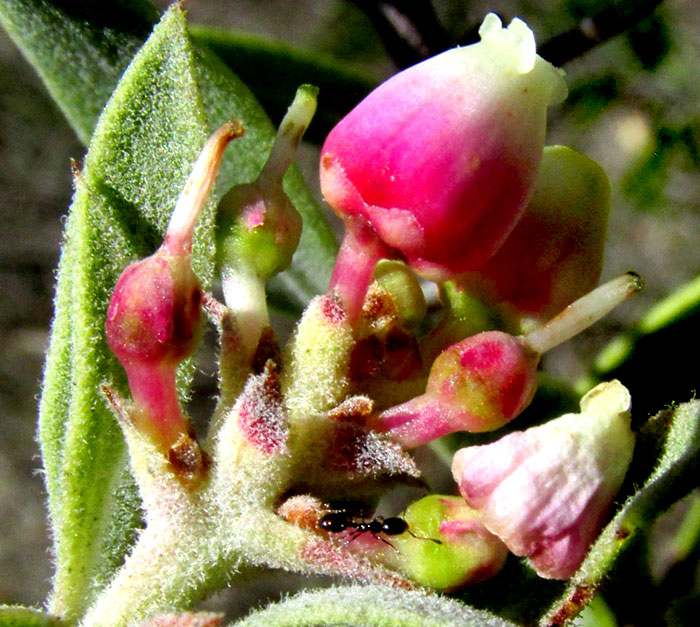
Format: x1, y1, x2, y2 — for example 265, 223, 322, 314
478, 13, 567, 104
479, 13, 536, 74
478, 13, 503, 40
580, 379, 631, 418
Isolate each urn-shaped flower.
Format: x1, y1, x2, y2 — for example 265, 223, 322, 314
322, 13, 567, 319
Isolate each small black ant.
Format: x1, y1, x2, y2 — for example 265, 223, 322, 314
318, 511, 441, 548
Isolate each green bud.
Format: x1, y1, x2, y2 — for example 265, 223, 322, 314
216, 84, 318, 283
372, 260, 427, 331
394, 495, 508, 590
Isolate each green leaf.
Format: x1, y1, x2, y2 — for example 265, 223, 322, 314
232, 585, 517, 627
0, 0, 159, 144
0, 0, 338, 305
40, 7, 213, 619
0, 606, 64, 627
542, 400, 700, 625
626, 14, 671, 71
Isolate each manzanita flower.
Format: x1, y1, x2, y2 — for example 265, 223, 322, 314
457, 145, 611, 330
372, 273, 641, 447
321, 13, 567, 321
106, 121, 242, 464
452, 380, 635, 579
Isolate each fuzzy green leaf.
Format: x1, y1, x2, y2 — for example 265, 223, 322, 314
39, 7, 213, 619
0, 0, 159, 144
542, 400, 700, 625
189, 24, 376, 143
0, 606, 65, 627
232, 585, 517, 627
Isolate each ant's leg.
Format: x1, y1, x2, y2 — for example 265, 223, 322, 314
342, 529, 362, 546
376, 535, 397, 550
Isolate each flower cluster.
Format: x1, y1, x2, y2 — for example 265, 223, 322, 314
100, 13, 641, 622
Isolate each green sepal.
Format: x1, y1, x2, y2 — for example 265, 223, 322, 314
216, 189, 295, 281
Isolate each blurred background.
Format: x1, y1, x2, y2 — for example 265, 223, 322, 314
1, 0, 698, 620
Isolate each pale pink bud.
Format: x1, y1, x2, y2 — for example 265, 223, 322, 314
452, 380, 634, 579
322, 14, 567, 321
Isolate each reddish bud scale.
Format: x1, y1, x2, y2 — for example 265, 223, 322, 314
235, 362, 288, 456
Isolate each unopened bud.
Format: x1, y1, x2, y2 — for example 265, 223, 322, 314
374, 274, 641, 446
216, 85, 317, 357
393, 495, 508, 590
372, 260, 427, 331
458, 145, 610, 329
323, 13, 567, 321
106, 121, 242, 463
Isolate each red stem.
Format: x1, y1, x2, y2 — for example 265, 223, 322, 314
125, 362, 190, 451
330, 221, 389, 324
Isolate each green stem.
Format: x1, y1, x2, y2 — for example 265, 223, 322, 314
222, 267, 270, 361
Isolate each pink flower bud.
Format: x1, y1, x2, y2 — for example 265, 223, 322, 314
373, 331, 538, 447
106, 253, 202, 370
452, 380, 634, 579
106, 251, 202, 451
322, 13, 567, 321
